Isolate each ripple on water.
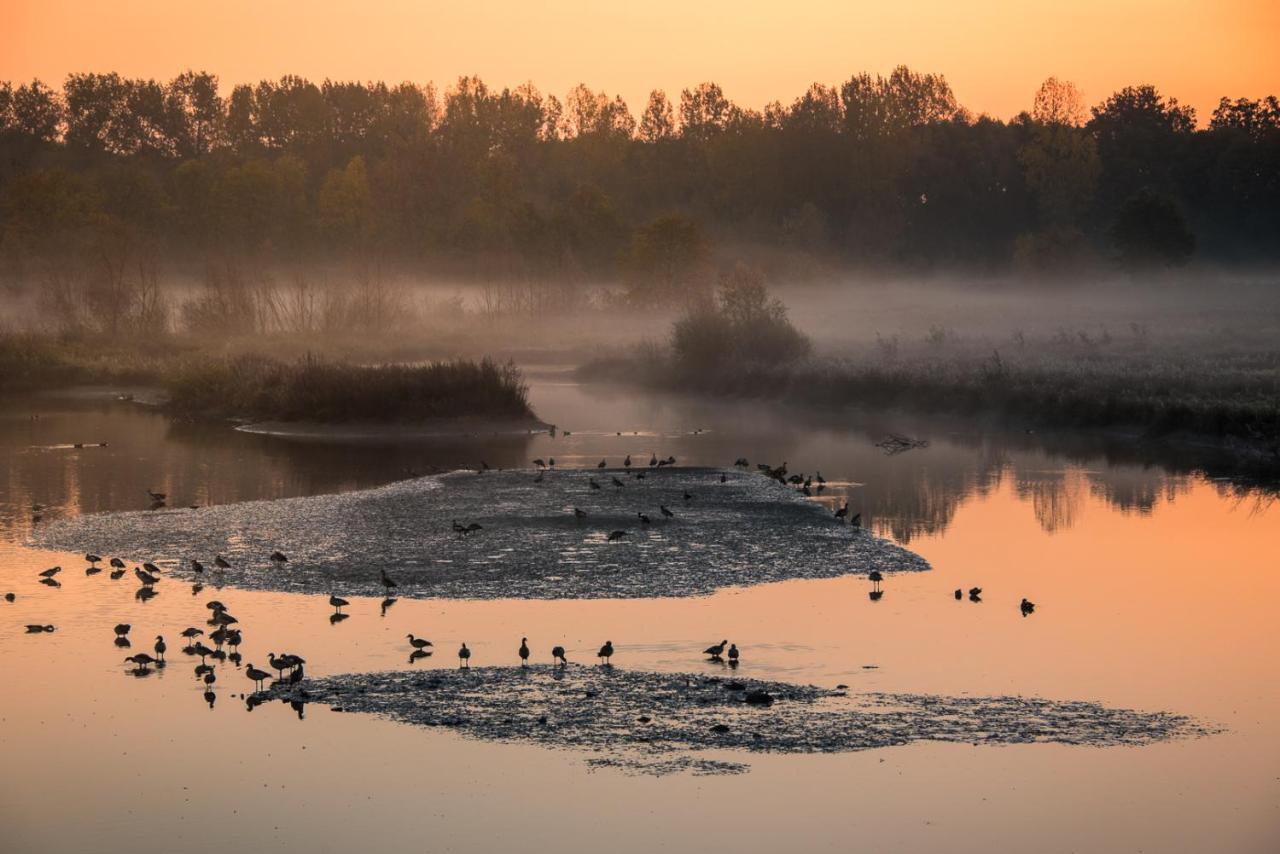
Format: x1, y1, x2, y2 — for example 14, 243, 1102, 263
30, 467, 927, 599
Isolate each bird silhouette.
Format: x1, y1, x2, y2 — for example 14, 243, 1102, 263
519, 637, 530, 666
607, 530, 627, 541
458, 642, 472, 668
704, 640, 728, 659
597, 640, 614, 664
552, 645, 568, 666
407, 634, 432, 651
329, 594, 349, 613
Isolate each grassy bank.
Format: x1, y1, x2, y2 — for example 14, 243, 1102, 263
581, 343, 1280, 463
0, 332, 536, 425
164, 355, 534, 423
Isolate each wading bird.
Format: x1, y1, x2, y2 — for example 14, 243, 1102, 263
704, 639, 728, 659
329, 594, 349, 614
245, 665, 271, 692
727, 644, 739, 665
458, 642, 471, 669
380, 569, 398, 592
597, 640, 614, 665
660, 505, 674, 518
153, 635, 166, 661
407, 634, 432, 651
519, 637, 530, 666
552, 645, 567, 666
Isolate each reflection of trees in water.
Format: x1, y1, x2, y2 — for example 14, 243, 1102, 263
1015, 468, 1086, 534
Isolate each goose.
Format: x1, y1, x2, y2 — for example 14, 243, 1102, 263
597, 459, 607, 468
329, 594, 349, 613
270, 551, 288, 564
519, 637, 530, 666
704, 639, 728, 659
191, 643, 215, 661
607, 530, 627, 542
38, 566, 61, 578
267, 653, 291, 678
649, 454, 657, 467
660, 505, 674, 518
114, 623, 131, 637
850, 513, 862, 527
194, 663, 214, 679
624, 455, 631, 468
868, 570, 883, 586
573, 507, 587, 518
735, 458, 749, 467
86, 566, 102, 576
109, 557, 125, 569
552, 645, 568, 666
533, 458, 546, 469
638, 512, 651, 524
134, 586, 155, 601
954, 589, 963, 600
245, 665, 272, 691
126, 653, 157, 669
480, 460, 491, 471
635, 471, 646, 480
727, 644, 739, 664
466, 522, 483, 534
548, 458, 555, 468
611, 476, 624, 488
1020, 598, 1036, 615
458, 642, 471, 668
597, 640, 614, 664
153, 635, 166, 661
190, 559, 204, 574
289, 663, 305, 685
135, 567, 159, 585
226, 629, 242, 650
26, 624, 55, 633
282, 653, 305, 670
409, 649, 431, 663
834, 503, 849, 521
380, 569, 398, 592
816, 472, 826, 486
211, 611, 237, 626
210, 627, 229, 648
407, 634, 432, 651
969, 587, 983, 602
214, 555, 231, 569
720, 474, 727, 482
85, 554, 101, 565
205, 600, 226, 612
142, 562, 161, 575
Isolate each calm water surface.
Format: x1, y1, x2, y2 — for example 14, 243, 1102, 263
1, 374, 1277, 853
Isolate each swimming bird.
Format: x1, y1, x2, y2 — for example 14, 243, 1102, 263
154, 635, 166, 661
134, 567, 159, 585
270, 551, 288, 564
704, 639, 728, 659
727, 644, 739, 664
214, 555, 231, 569
26, 624, 55, 633
452, 519, 468, 535
660, 505, 674, 518
4, 593, 14, 602
245, 665, 271, 692
407, 634, 432, 651
683, 491, 693, 502
519, 637, 530, 666
380, 569, 398, 592
114, 623, 131, 637
597, 640, 614, 665
38, 566, 61, 578
329, 594, 349, 614
1020, 598, 1036, 616
607, 530, 627, 542
955, 589, 963, 599
109, 557, 125, 569
458, 642, 471, 668
552, 645, 567, 666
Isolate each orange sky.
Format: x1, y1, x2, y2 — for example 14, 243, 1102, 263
3, 1, 1277, 123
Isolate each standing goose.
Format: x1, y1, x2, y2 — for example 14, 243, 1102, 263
703, 639, 729, 659
624, 455, 631, 468
458, 642, 472, 669
38, 566, 61, 578
834, 502, 849, 521
329, 594, 349, 614
597, 640, 614, 665
407, 634, 432, 651
153, 635, 166, 661
125, 653, 157, 670
245, 664, 272, 692
519, 637, 530, 667
134, 567, 159, 586
552, 645, 568, 666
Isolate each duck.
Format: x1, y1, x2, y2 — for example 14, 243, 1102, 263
519, 637, 530, 666
458, 642, 472, 668
727, 643, 739, 664
153, 635, 166, 661
552, 645, 568, 666
329, 594, 349, 614
114, 623, 131, 637
134, 567, 159, 586
703, 639, 728, 659
407, 634, 432, 651
597, 640, 614, 664
25, 624, 56, 633
125, 653, 157, 669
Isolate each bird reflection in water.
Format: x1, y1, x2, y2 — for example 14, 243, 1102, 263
329, 612, 350, 625
380, 597, 397, 616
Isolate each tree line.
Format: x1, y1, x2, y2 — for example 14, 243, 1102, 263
1, 69, 1277, 293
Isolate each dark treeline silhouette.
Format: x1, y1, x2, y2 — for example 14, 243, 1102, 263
1, 69, 1278, 289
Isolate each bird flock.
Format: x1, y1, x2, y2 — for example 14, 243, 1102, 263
9, 452, 1039, 712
